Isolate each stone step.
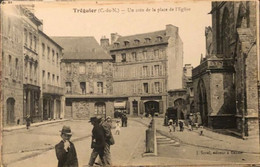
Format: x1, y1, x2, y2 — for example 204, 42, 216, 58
158, 141, 180, 147
156, 135, 167, 139
157, 138, 172, 142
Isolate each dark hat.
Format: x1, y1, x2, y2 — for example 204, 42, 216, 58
60, 125, 72, 135
89, 117, 97, 123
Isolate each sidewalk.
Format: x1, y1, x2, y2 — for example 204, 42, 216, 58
3, 119, 69, 132
134, 117, 260, 154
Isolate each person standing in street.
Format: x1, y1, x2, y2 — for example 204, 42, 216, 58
115, 120, 121, 135
55, 126, 78, 167
100, 116, 114, 166
26, 115, 31, 129
88, 116, 106, 166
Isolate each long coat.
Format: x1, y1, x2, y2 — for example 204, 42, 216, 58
55, 140, 78, 167
91, 124, 106, 149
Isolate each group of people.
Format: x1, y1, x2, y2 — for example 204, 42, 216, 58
168, 119, 184, 132
167, 112, 204, 135
55, 116, 115, 167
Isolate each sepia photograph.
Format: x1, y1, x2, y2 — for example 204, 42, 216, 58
0, 0, 259, 166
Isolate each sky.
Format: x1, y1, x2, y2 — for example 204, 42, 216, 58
32, 1, 212, 67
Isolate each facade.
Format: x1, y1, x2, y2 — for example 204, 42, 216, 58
22, 6, 42, 123
39, 31, 64, 120
106, 24, 183, 116
192, 1, 258, 137
52, 37, 114, 119
1, 6, 24, 126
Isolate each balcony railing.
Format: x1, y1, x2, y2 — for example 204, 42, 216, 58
42, 84, 64, 95
192, 56, 234, 78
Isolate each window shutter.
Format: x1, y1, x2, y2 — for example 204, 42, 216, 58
103, 81, 106, 94
159, 65, 163, 76
94, 82, 97, 94
86, 81, 89, 93
160, 82, 163, 93
126, 101, 130, 114
151, 82, 154, 94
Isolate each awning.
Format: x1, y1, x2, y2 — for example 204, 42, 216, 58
114, 101, 126, 109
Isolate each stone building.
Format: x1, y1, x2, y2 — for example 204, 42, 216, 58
22, 6, 42, 123
52, 37, 114, 119
105, 24, 183, 116
39, 31, 64, 121
1, 6, 24, 126
192, 1, 258, 138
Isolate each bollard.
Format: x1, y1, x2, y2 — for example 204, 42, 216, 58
146, 126, 154, 153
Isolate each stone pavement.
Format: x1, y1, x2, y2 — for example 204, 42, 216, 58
134, 117, 260, 154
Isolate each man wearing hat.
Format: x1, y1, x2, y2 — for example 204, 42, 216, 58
88, 116, 106, 166
55, 126, 78, 167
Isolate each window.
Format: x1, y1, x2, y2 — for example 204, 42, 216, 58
57, 76, 59, 85
121, 53, 126, 62
24, 29, 27, 45
154, 65, 159, 76
155, 82, 160, 93
66, 63, 71, 73
47, 47, 50, 60
154, 49, 159, 59
42, 70, 45, 83
143, 83, 148, 93
52, 50, 55, 63
52, 74, 55, 84
15, 58, 18, 70
124, 41, 130, 47
34, 36, 37, 50
66, 82, 72, 94
114, 42, 119, 47
96, 62, 103, 74
8, 55, 12, 75
56, 53, 59, 65
48, 72, 50, 82
29, 62, 32, 79
94, 102, 106, 115
29, 32, 32, 48
134, 39, 140, 45
111, 55, 116, 62
143, 66, 148, 77
157, 36, 163, 42
132, 52, 137, 61
42, 43, 45, 58
97, 82, 103, 93
80, 82, 86, 94
79, 62, 86, 74
145, 38, 151, 43
143, 51, 147, 60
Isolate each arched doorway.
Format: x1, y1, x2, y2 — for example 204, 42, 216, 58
174, 98, 185, 119
7, 98, 15, 125
95, 102, 106, 117
144, 101, 159, 117
198, 79, 208, 126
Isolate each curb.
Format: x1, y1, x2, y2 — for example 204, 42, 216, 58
3, 119, 70, 132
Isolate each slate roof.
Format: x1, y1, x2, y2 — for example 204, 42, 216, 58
51, 36, 112, 61
110, 30, 169, 50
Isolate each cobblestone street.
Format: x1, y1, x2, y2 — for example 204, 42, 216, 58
2, 117, 260, 167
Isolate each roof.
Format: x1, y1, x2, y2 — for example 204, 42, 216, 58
110, 30, 169, 50
39, 31, 63, 50
51, 36, 112, 61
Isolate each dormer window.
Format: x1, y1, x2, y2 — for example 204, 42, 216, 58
114, 42, 119, 47
124, 41, 130, 47
145, 37, 151, 43
134, 39, 140, 45
157, 36, 163, 42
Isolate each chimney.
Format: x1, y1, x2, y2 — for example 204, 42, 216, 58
100, 36, 109, 50
111, 33, 120, 44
